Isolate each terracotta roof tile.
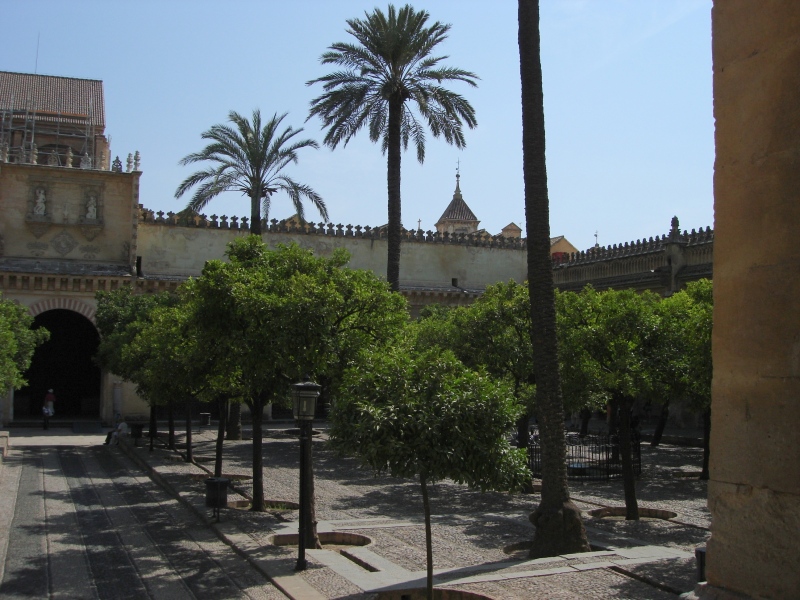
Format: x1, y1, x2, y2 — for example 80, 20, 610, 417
0, 71, 105, 128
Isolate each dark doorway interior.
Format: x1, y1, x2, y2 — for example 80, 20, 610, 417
15, 309, 101, 419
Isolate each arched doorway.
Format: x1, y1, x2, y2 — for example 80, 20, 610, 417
15, 309, 101, 419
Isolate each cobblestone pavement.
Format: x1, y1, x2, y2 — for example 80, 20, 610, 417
2, 425, 710, 599
0, 430, 285, 599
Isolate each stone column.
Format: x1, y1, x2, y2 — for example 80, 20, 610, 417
694, 2, 800, 599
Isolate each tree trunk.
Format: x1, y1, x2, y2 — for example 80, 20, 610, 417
651, 401, 670, 447
608, 397, 620, 463
617, 394, 639, 520
167, 402, 176, 450
148, 404, 157, 452
227, 401, 242, 440
185, 398, 193, 463
215, 397, 227, 478
519, 0, 590, 557
700, 408, 711, 480
420, 472, 434, 600
249, 397, 265, 512
386, 95, 403, 292
516, 412, 530, 450
579, 408, 591, 437
250, 191, 261, 236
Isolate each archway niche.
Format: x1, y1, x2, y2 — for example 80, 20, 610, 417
15, 309, 101, 419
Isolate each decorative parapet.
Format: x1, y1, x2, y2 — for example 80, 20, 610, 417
552, 218, 714, 295
137, 206, 528, 250
552, 225, 713, 268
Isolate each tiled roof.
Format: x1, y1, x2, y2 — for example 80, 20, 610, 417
0, 71, 105, 128
436, 175, 478, 224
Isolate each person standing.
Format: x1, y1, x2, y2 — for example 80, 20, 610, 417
43, 389, 55, 430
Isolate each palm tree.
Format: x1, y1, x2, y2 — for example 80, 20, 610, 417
175, 110, 328, 235
518, 0, 590, 557
307, 4, 478, 292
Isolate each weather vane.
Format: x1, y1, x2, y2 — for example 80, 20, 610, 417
594, 230, 599, 246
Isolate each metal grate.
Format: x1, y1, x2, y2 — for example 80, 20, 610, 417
529, 431, 641, 481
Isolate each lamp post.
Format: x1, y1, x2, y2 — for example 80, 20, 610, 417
292, 378, 321, 571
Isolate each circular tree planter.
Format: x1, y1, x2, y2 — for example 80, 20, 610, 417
271, 531, 370, 548
672, 470, 704, 478
227, 499, 300, 511
375, 589, 496, 600
189, 473, 253, 482
588, 507, 677, 520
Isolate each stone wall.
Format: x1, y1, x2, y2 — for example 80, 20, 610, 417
702, 2, 800, 598
136, 209, 529, 296
552, 220, 713, 295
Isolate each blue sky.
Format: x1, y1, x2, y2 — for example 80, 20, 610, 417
2, 0, 713, 251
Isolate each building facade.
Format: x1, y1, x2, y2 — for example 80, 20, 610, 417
1, 70, 713, 425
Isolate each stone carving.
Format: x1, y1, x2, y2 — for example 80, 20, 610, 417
66, 146, 73, 168
80, 153, 92, 169
134, 151, 141, 171
86, 195, 97, 220
51, 230, 78, 256
26, 241, 48, 257
126, 153, 133, 172
33, 188, 47, 215
47, 152, 59, 166
80, 245, 99, 259
111, 156, 122, 172
31, 144, 38, 165
0, 142, 8, 163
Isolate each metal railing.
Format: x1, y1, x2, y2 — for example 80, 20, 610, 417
529, 430, 641, 481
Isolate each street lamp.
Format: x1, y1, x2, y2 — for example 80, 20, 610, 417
292, 378, 321, 571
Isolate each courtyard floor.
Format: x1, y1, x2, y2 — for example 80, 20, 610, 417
117, 423, 709, 599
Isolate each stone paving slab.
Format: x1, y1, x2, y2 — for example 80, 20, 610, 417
91, 426, 710, 599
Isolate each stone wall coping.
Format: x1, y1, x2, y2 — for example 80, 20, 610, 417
553, 226, 714, 268
138, 205, 528, 250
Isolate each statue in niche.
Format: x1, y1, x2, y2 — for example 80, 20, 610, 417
33, 188, 47, 215
86, 195, 97, 220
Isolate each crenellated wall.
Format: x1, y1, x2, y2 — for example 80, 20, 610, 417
552, 219, 713, 295
135, 207, 530, 308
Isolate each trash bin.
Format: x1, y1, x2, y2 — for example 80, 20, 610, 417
204, 477, 230, 521
199, 413, 211, 427
130, 423, 145, 446
695, 545, 706, 582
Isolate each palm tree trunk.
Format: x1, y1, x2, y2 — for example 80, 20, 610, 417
519, 0, 590, 557
227, 401, 242, 440
386, 96, 403, 292
420, 472, 434, 600
215, 397, 227, 478
617, 394, 639, 519
250, 190, 262, 236
249, 396, 265, 512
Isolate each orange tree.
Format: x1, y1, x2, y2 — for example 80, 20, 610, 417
331, 343, 528, 600
189, 236, 407, 518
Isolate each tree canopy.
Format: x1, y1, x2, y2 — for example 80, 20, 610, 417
307, 4, 478, 291
0, 295, 49, 391
175, 110, 328, 235
331, 342, 528, 598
